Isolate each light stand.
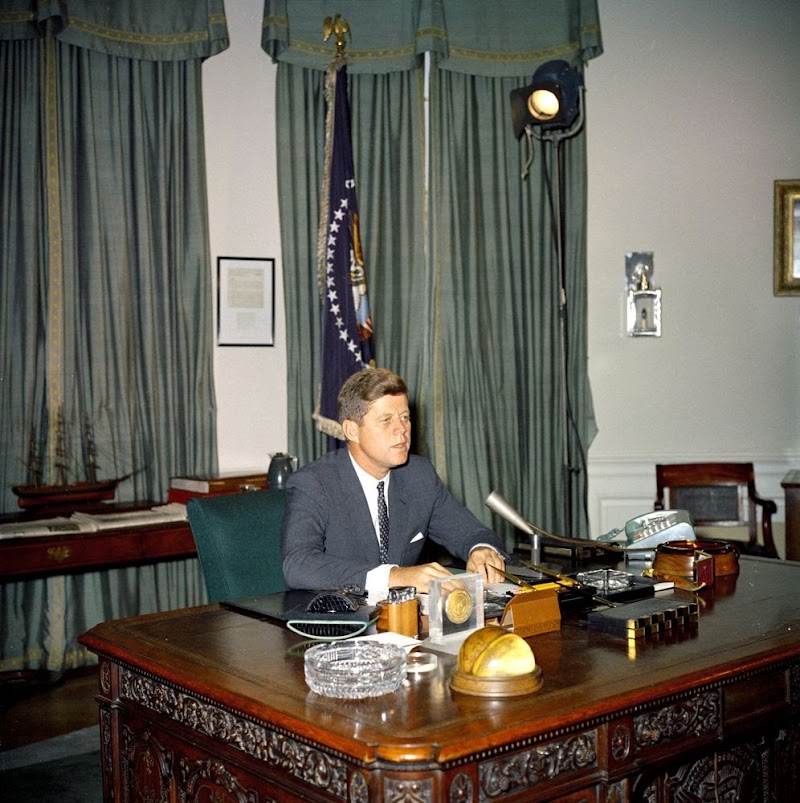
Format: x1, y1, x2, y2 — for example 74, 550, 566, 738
536, 109, 584, 535
511, 61, 585, 537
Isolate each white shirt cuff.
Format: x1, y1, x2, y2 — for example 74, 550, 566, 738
365, 563, 397, 600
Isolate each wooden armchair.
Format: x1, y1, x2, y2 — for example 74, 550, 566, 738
655, 462, 778, 558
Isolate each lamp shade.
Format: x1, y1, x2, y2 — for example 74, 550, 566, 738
510, 59, 583, 138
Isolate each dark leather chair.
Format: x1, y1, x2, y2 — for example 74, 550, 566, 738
655, 462, 778, 558
187, 490, 286, 602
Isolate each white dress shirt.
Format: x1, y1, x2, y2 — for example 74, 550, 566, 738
349, 454, 395, 596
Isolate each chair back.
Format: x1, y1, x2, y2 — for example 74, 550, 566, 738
187, 490, 286, 603
655, 462, 777, 557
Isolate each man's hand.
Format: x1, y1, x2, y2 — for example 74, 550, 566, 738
466, 546, 506, 584
388, 562, 452, 593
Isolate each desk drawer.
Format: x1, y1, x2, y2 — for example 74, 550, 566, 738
724, 666, 790, 730
0, 522, 195, 579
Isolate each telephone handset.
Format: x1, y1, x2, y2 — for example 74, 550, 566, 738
599, 510, 695, 556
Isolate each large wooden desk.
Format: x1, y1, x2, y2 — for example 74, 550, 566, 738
80, 557, 800, 802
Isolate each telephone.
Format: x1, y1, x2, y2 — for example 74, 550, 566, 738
598, 510, 695, 557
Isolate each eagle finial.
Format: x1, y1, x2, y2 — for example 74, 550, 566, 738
323, 14, 351, 54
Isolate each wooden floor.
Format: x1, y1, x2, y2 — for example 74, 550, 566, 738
0, 667, 99, 752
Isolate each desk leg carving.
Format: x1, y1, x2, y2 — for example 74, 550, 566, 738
99, 706, 115, 802
383, 776, 434, 803
663, 741, 766, 802
122, 725, 173, 803
180, 756, 264, 803
775, 724, 800, 800
447, 771, 474, 802
348, 771, 369, 803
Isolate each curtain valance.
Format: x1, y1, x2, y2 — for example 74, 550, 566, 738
436, 0, 602, 76
0, 0, 228, 61
261, 0, 601, 75
262, 0, 440, 74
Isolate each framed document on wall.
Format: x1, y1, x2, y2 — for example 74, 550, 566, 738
217, 257, 275, 346
774, 180, 800, 296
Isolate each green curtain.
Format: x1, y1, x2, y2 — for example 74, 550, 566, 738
0, 37, 48, 515
429, 66, 596, 541
266, 0, 601, 544
0, 1, 224, 671
0, 1, 226, 512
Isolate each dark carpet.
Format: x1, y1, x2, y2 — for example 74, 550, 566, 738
0, 750, 102, 802
0, 726, 102, 802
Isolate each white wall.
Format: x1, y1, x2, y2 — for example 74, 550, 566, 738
202, 1, 800, 545
585, 0, 800, 541
203, 1, 286, 474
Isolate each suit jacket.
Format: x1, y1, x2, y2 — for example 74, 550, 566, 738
280, 448, 506, 592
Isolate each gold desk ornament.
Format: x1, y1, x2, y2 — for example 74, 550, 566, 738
323, 14, 351, 54
444, 587, 473, 625
428, 573, 484, 644
450, 625, 543, 698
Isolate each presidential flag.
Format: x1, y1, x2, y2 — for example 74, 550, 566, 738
314, 58, 375, 441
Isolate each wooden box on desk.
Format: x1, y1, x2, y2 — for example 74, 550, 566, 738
500, 588, 561, 637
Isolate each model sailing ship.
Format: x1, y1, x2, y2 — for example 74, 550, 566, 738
12, 408, 120, 510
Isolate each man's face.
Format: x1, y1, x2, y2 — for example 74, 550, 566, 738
345, 393, 411, 478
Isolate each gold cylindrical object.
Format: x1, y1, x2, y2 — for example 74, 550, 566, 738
377, 586, 419, 638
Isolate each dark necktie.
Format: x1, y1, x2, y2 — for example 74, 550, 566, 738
377, 480, 389, 564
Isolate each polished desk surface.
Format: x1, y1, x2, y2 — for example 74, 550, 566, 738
80, 556, 800, 769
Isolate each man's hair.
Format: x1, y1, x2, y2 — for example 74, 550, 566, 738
338, 368, 408, 424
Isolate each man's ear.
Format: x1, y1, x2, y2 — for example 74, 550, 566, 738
341, 418, 359, 442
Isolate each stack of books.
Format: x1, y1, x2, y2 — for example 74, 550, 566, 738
167, 473, 267, 504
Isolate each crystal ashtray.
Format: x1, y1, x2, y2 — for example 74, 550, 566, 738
304, 641, 407, 699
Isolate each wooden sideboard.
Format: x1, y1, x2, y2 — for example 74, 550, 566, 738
0, 506, 195, 581
1, 504, 201, 677
80, 556, 800, 802
783, 470, 800, 562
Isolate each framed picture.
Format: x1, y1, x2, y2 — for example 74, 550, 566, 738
774, 180, 800, 296
217, 257, 275, 346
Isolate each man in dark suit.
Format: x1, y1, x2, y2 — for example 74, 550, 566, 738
281, 368, 507, 595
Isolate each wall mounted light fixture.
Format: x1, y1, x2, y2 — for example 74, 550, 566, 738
625, 251, 661, 337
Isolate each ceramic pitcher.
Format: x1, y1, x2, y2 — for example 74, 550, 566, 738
267, 452, 298, 490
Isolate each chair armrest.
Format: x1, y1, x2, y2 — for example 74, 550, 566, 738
753, 494, 778, 517
752, 492, 778, 558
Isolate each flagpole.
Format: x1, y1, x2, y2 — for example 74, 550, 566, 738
314, 17, 377, 449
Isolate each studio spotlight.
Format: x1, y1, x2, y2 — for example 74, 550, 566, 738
510, 59, 583, 138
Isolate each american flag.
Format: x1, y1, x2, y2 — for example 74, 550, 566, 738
314, 59, 375, 441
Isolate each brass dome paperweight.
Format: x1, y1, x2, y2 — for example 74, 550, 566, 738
449, 625, 542, 698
